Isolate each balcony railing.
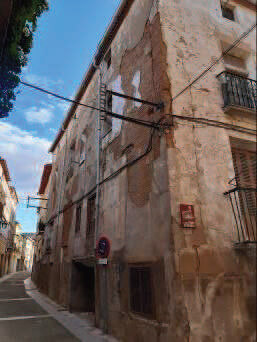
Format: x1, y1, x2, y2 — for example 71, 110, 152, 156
217, 72, 257, 111
224, 187, 256, 243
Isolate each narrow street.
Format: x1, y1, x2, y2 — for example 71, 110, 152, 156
0, 272, 78, 341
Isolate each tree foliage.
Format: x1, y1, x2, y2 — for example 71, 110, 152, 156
0, 0, 48, 118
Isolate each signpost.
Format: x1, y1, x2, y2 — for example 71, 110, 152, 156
98, 258, 108, 265
96, 236, 111, 259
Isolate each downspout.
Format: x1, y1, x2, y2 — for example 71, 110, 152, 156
94, 62, 102, 251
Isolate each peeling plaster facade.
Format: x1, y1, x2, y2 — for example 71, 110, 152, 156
0, 159, 19, 277
32, 1, 256, 341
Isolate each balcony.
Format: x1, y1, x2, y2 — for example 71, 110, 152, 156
217, 72, 256, 113
224, 187, 256, 244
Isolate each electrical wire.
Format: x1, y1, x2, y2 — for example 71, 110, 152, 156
20, 81, 168, 130
171, 23, 256, 102
19, 24, 256, 136
169, 114, 256, 135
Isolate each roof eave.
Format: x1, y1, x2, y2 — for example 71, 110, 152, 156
49, 0, 135, 153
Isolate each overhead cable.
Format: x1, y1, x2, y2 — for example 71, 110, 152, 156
20, 81, 168, 130
169, 114, 256, 135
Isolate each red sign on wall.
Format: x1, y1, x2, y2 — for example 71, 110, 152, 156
180, 204, 196, 228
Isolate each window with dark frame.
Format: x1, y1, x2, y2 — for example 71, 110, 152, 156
105, 49, 111, 69
105, 92, 113, 131
232, 147, 256, 214
129, 266, 154, 317
75, 203, 82, 233
221, 5, 235, 21
66, 140, 76, 182
86, 194, 96, 237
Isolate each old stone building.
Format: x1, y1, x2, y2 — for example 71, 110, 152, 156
32, 0, 256, 341
21, 233, 35, 272
0, 157, 19, 277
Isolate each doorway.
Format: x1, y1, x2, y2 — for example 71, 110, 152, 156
70, 261, 95, 313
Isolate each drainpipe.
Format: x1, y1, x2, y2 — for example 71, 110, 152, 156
94, 62, 102, 251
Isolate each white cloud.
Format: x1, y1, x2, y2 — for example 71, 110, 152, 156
0, 122, 51, 197
23, 73, 63, 88
56, 101, 70, 112
49, 127, 58, 135
25, 106, 54, 124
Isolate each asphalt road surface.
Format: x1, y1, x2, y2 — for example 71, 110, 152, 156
0, 272, 79, 342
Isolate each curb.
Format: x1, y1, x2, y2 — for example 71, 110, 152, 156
0, 272, 16, 284
24, 278, 118, 342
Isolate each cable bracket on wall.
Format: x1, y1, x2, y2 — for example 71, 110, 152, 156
107, 90, 164, 111
26, 196, 48, 211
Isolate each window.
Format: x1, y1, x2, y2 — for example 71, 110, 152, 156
221, 4, 235, 21
86, 194, 96, 237
107, 92, 112, 112
75, 204, 82, 233
232, 147, 256, 188
232, 147, 256, 218
105, 49, 111, 69
129, 266, 154, 317
79, 141, 86, 165
104, 93, 113, 131
66, 140, 76, 182
223, 54, 247, 74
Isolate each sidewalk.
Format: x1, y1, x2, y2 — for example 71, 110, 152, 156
24, 277, 118, 342
0, 272, 16, 284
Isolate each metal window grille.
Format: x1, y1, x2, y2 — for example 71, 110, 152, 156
130, 267, 154, 317
217, 72, 257, 111
86, 194, 96, 237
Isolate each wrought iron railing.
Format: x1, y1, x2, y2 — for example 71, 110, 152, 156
224, 187, 256, 243
217, 72, 257, 111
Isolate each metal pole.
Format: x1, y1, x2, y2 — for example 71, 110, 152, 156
94, 63, 109, 334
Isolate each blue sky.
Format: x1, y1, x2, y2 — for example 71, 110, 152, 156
0, 0, 120, 232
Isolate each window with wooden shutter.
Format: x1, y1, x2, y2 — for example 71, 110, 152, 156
232, 148, 256, 188
232, 147, 256, 240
